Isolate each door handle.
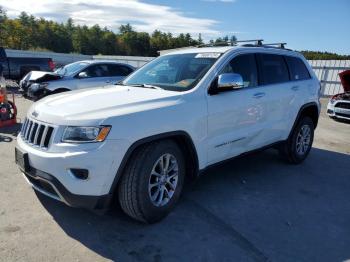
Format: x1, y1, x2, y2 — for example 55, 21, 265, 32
291, 86, 299, 91
253, 92, 265, 99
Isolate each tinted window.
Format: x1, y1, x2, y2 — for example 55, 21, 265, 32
258, 54, 289, 85
84, 64, 109, 77
107, 64, 133, 76
285, 56, 310, 81
221, 54, 258, 87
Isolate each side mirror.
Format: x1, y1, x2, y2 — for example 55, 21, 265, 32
78, 72, 88, 78
217, 73, 244, 91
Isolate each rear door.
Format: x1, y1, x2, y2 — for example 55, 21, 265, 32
255, 53, 295, 143
284, 56, 313, 133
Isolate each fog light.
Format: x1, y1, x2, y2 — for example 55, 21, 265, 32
70, 169, 89, 180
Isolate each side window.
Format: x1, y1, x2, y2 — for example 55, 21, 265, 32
285, 56, 310, 81
107, 64, 133, 76
258, 54, 289, 85
221, 54, 258, 87
84, 64, 109, 77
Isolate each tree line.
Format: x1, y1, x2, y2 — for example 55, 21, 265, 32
0, 8, 207, 56
0, 7, 349, 59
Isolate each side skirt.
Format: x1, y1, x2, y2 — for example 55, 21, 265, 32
198, 140, 285, 175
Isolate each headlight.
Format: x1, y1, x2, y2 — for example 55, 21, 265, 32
62, 126, 111, 143
30, 82, 48, 91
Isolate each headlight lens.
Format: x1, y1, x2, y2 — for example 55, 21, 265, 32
30, 82, 48, 91
62, 126, 111, 143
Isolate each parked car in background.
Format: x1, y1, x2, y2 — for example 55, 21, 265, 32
15, 42, 320, 223
327, 70, 350, 121
0, 47, 54, 81
20, 60, 135, 100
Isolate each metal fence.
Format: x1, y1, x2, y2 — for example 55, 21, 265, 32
93, 55, 154, 68
4, 49, 350, 96
5, 49, 92, 67
308, 60, 350, 96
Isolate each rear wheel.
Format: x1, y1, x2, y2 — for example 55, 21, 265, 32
279, 116, 314, 164
117, 140, 185, 223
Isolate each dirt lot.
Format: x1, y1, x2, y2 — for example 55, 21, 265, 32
0, 96, 349, 262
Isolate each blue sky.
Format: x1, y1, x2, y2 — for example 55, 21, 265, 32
1, 0, 349, 54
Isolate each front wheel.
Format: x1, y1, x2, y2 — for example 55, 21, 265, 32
279, 116, 314, 164
117, 140, 185, 223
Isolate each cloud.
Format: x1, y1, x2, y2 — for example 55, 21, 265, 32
0, 0, 223, 37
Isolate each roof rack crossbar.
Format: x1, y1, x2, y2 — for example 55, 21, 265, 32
234, 39, 264, 46
263, 43, 287, 49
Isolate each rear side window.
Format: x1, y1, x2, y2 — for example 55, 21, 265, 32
285, 56, 310, 81
107, 64, 133, 76
258, 54, 289, 85
221, 54, 258, 87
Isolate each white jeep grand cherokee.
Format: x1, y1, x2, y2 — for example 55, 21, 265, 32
15, 44, 321, 223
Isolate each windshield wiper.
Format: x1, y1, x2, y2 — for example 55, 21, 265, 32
128, 84, 163, 90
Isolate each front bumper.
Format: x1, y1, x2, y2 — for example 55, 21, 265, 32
16, 134, 130, 209
327, 100, 350, 120
21, 166, 111, 210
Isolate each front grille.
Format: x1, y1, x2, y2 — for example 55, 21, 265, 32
335, 102, 350, 109
21, 118, 55, 149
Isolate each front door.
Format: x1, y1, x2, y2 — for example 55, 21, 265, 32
206, 53, 268, 164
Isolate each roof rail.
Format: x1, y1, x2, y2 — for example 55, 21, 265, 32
197, 40, 289, 50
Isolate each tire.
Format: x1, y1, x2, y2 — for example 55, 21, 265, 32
279, 116, 314, 164
117, 140, 185, 223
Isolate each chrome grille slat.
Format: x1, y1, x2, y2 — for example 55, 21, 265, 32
33, 124, 41, 145
28, 123, 36, 143
21, 118, 28, 134
40, 126, 49, 147
21, 118, 55, 150
25, 121, 33, 140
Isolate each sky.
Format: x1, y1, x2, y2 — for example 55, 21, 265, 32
1, 0, 349, 54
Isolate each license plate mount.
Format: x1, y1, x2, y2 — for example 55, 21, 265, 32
15, 147, 30, 173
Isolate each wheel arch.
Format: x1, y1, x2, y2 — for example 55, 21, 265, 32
108, 131, 200, 196
290, 102, 320, 136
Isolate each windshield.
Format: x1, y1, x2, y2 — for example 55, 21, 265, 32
122, 53, 221, 91
55, 62, 89, 76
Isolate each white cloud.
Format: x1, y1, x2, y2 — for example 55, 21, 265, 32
0, 0, 227, 38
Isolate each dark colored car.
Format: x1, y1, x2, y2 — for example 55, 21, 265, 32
0, 47, 54, 81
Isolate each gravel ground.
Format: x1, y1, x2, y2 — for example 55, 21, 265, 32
0, 96, 349, 262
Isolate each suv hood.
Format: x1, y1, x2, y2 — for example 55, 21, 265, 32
29, 85, 182, 125
23, 71, 62, 83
